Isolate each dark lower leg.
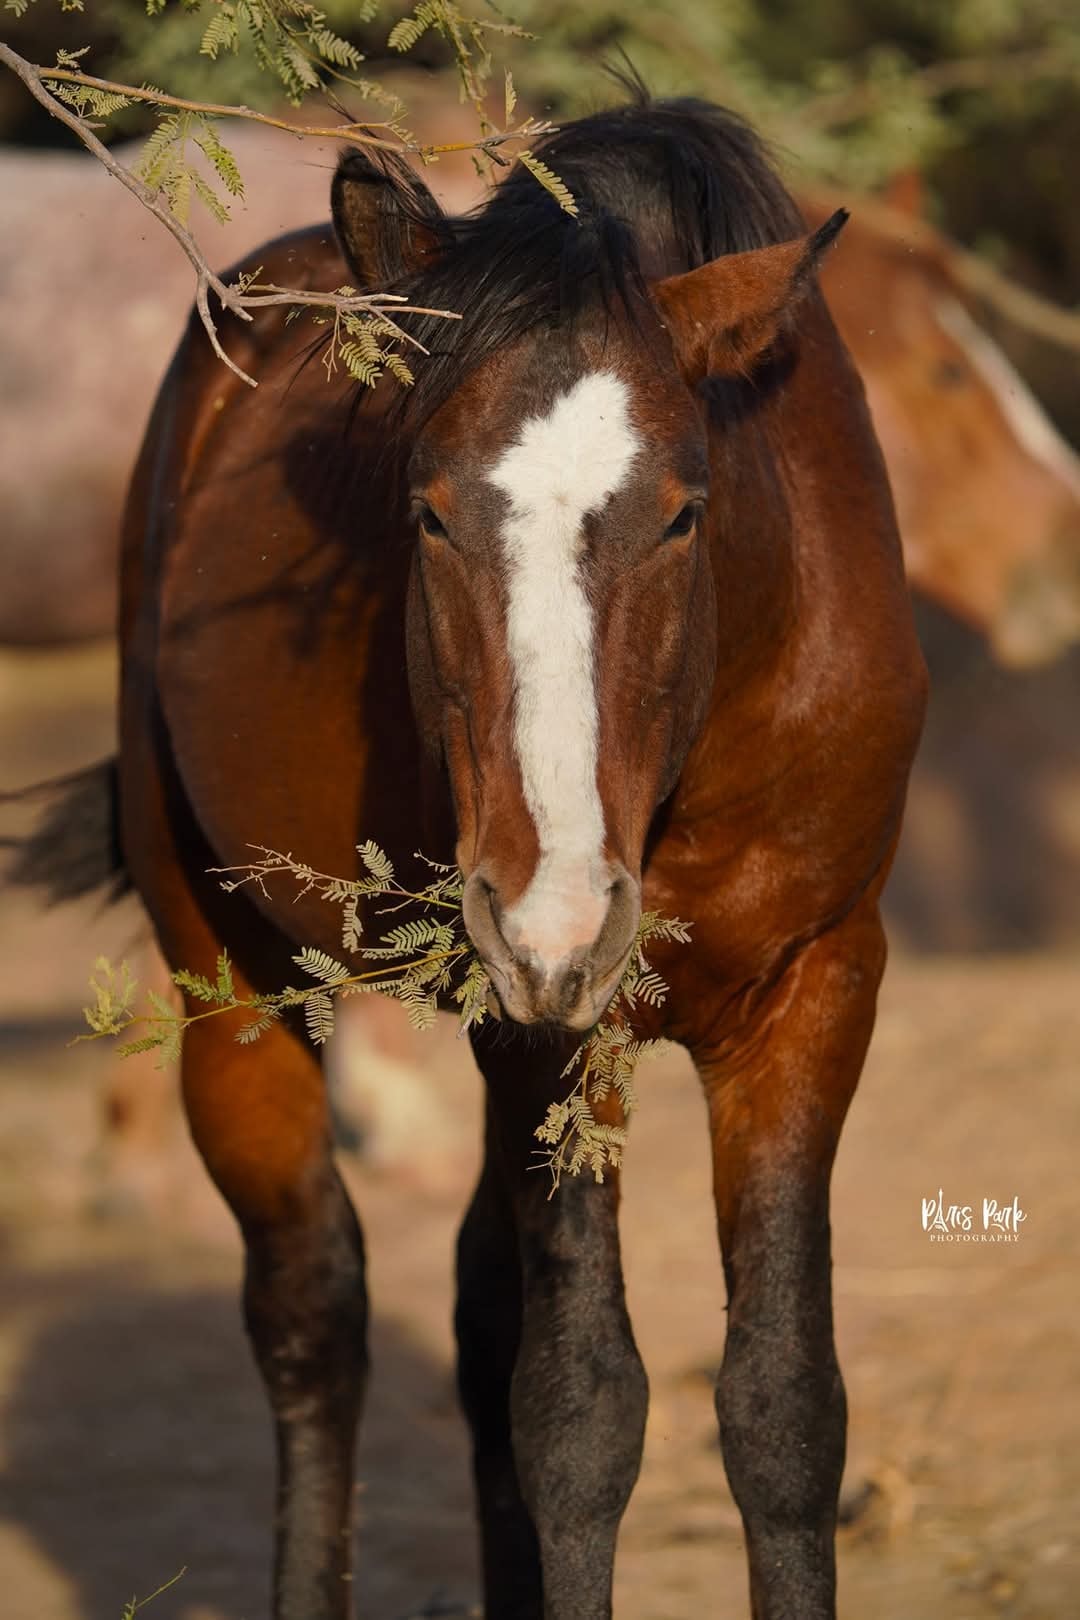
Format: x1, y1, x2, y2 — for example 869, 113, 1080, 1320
699, 911, 885, 1620
715, 1182, 845, 1620
473, 1032, 648, 1620
455, 1132, 541, 1619
243, 1168, 368, 1620
183, 1008, 368, 1620
127, 720, 368, 1620
509, 1177, 648, 1619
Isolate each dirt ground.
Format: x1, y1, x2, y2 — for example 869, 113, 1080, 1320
1, 642, 1076, 1620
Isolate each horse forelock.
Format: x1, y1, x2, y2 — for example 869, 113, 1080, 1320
376, 93, 803, 440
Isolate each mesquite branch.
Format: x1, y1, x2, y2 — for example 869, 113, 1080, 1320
0, 41, 492, 387
23, 59, 553, 162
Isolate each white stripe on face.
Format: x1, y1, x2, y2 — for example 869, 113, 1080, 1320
488, 371, 640, 965
935, 297, 1080, 499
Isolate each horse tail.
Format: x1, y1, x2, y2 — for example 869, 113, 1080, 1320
1, 758, 129, 904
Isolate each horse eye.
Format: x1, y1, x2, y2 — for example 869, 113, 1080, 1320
664, 503, 699, 540
415, 503, 448, 538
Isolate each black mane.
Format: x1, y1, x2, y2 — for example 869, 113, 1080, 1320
369, 91, 804, 428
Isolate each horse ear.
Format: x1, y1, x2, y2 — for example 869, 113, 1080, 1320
652, 209, 848, 382
331, 148, 444, 289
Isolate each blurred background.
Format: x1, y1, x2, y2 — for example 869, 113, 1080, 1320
1, 3, 1077, 1617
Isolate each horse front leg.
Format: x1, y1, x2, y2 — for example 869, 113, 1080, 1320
467, 1028, 649, 1620
455, 1102, 541, 1619
182, 983, 367, 1620
694, 903, 887, 1620
123, 716, 367, 1618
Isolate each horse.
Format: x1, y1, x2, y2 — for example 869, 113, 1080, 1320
19, 96, 927, 1618
37, 140, 1079, 1217
808, 191, 1080, 667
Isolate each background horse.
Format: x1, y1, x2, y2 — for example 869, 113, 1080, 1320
21, 95, 928, 1619
808, 192, 1080, 667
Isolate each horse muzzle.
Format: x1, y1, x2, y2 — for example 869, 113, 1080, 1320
461, 865, 641, 1031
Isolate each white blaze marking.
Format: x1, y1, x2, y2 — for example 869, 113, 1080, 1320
488, 371, 640, 964
935, 297, 1080, 499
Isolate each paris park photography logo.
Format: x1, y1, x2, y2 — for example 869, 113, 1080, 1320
921, 1189, 1027, 1244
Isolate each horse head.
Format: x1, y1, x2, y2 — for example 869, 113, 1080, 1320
812, 193, 1080, 668
332, 151, 844, 1028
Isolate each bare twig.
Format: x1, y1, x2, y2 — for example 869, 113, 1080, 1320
0, 41, 463, 387
36, 62, 410, 151
242, 285, 461, 321
1, 40, 256, 381
29, 61, 549, 160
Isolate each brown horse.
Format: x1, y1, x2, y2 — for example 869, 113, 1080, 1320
22, 97, 927, 1618
809, 191, 1080, 666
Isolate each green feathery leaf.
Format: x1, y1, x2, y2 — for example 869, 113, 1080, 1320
388, 2, 440, 53
294, 946, 351, 984
192, 170, 231, 224
357, 840, 394, 882
200, 7, 240, 60
194, 121, 245, 197
303, 989, 336, 1045
236, 1006, 281, 1044
516, 151, 578, 217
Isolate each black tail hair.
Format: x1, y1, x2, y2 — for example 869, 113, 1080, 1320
1, 759, 128, 905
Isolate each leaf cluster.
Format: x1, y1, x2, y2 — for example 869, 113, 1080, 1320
532, 910, 688, 1193
79, 840, 689, 1191
314, 297, 415, 388
150, 0, 371, 106
5, 0, 85, 16
111, 0, 378, 229
6, 0, 574, 391
80, 840, 483, 1068
131, 105, 246, 223
388, 0, 533, 146
491, 0, 1080, 191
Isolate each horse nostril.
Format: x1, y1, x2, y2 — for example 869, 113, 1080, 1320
462, 871, 517, 983
488, 886, 510, 945
554, 961, 588, 1020
591, 868, 642, 983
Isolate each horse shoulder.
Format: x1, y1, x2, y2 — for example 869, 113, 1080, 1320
121, 226, 426, 951
644, 306, 926, 1039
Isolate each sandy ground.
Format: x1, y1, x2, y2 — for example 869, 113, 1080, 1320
1, 643, 1076, 1620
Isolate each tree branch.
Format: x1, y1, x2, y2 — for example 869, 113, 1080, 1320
30, 60, 552, 160
0, 40, 465, 388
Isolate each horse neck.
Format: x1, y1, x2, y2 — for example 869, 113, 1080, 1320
702, 375, 800, 685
